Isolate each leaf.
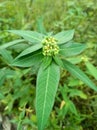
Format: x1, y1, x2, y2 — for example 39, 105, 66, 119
16, 44, 42, 58
42, 56, 52, 69
0, 93, 4, 99
61, 103, 69, 117
22, 118, 35, 127
60, 91, 78, 116
68, 100, 78, 115
0, 49, 13, 64
12, 51, 43, 67
63, 59, 97, 91
0, 68, 15, 86
54, 30, 74, 45
17, 121, 22, 130
9, 43, 29, 53
60, 43, 86, 57
0, 39, 25, 50
85, 61, 97, 80
8, 30, 45, 44
53, 56, 64, 68
69, 89, 87, 99
36, 17, 47, 34
66, 57, 82, 64
36, 62, 60, 130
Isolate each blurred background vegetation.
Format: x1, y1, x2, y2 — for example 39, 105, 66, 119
0, 0, 97, 130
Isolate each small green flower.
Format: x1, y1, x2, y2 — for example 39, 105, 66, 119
42, 36, 59, 56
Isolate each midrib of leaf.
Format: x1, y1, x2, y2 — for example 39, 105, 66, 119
14, 52, 41, 61
0, 39, 25, 50
17, 44, 42, 58
8, 30, 42, 42
60, 45, 85, 51
63, 60, 97, 91
25, 34, 42, 42
55, 30, 74, 44
40, 67, 50, 130
12, 52, 42, 66
36, 63, 60, 130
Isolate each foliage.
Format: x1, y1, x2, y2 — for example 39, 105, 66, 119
0, 27, 97, 130
0, 0, 97, 130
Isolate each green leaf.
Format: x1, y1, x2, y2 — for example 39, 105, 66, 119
8, 30, 45, 44
17, 121, 22, 130
36, 17, 47, 34
0, 93, 4, 99
36, 62, 60, 130
10, 44, 29, 52
66, 57, 82, 64
61, 89, 78, 116
61, 103, 69, 117
16, 44, 42, 58
54, 30, 74, 45
68, 100, 78, 115
53, 56, 64, 68
63, 60, 97, 91
42, 56, 52, 69
0, 49, 13, 64
12, 51, 43, 67
0, 39, 25, 50
69, 89, 87, 99
60, 43, 86, 57
0, 68, 15, 86
22, 118, 35, 127
85, 61, 97, 80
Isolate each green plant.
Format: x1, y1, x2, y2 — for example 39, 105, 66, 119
0, 28, 97, 130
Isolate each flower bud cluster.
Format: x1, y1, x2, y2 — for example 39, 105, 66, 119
42, 36, 59, 56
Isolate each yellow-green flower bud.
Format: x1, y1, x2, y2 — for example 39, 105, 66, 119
42, 36, 59, 56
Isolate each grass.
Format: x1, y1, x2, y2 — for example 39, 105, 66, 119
0, 0, 97, 129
